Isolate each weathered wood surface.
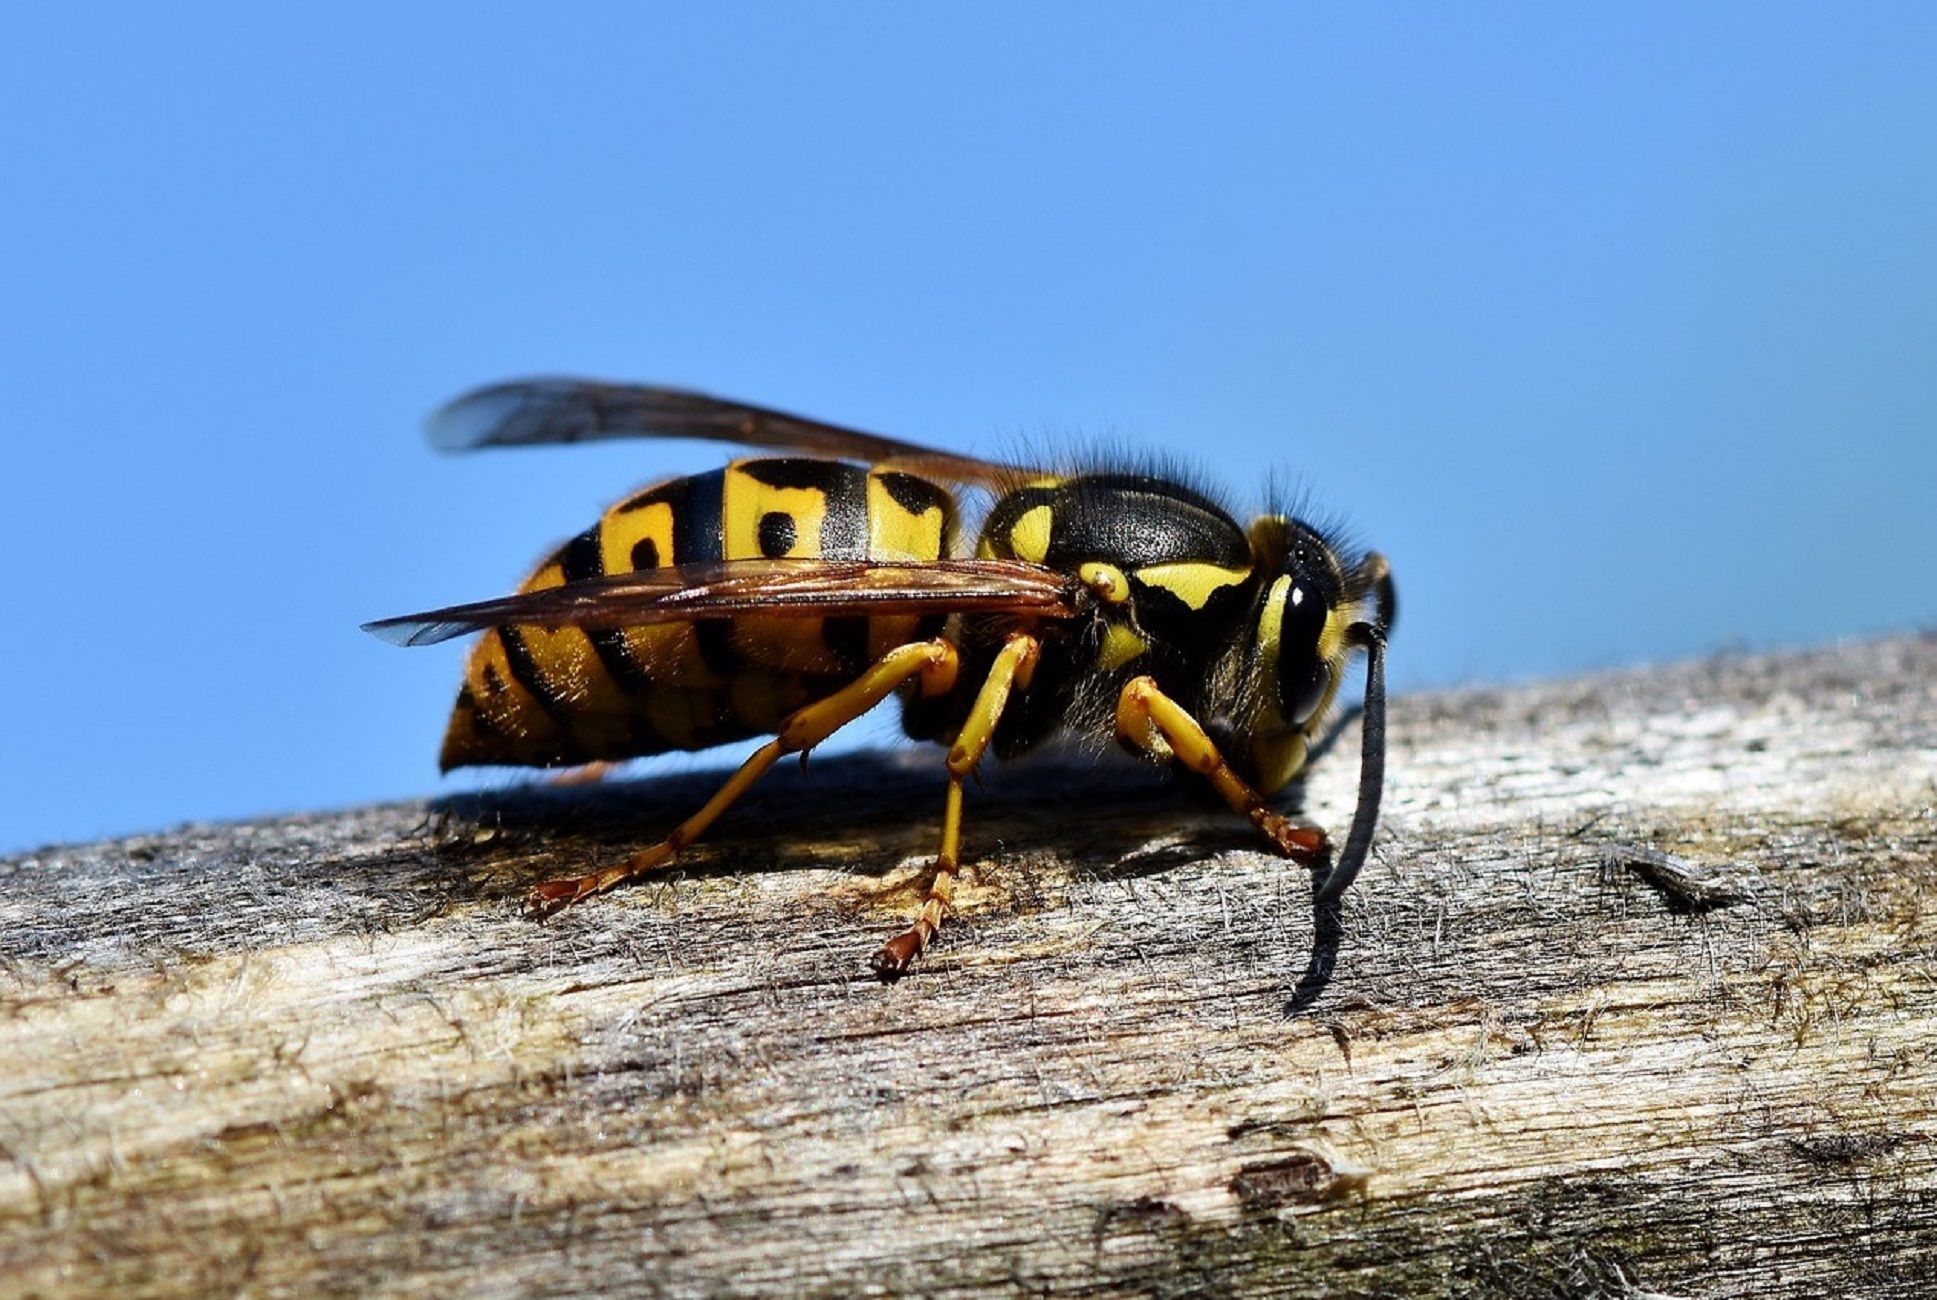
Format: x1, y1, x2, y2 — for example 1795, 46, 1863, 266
4, 636, 1936, 1298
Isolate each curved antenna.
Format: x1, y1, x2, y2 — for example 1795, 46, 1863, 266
1312, 554, 1393, 908
1313, 622, 1385, 908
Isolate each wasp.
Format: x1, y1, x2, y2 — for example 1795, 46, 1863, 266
367, 379, 1394, 975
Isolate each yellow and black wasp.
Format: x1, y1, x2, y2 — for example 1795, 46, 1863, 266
366, 378, 1394, 975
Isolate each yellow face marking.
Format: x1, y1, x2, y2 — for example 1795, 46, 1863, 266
1246, 575, 1315, 790
1007, 504, 1054, 564
1255, 577, 1286, 643
1078, 561, 1129, 603
1133, 562, 1252, 610
723, 466, 824, 559
1256, 574, 1290, 681
1097, 621, 1148, 671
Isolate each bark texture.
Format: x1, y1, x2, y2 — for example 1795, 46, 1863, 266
3, 636, 1935, 1297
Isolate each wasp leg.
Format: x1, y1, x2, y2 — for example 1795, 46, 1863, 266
528, 638, 960, 915
871, 631, 1041, 977
1113, 676, 1328, 861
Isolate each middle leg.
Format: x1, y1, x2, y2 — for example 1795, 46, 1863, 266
871, 630, 1041, 976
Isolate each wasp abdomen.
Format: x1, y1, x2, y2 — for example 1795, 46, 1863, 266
439, 458, 955, 770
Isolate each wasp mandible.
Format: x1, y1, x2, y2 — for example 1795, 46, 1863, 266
367, 379, 1394, 975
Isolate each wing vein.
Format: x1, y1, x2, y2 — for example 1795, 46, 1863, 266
364, 558, 1079, 647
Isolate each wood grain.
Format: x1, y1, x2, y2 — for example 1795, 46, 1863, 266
3, 635, 1935, 1297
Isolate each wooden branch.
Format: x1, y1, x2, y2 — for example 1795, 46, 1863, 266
4, 636, 1935, 1296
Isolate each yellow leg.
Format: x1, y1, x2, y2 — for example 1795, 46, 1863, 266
871, 632, 1040, 975
1114, 675, 1327, 861
528, 638, 960, 915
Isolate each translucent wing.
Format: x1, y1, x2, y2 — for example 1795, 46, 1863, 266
364, 557, 1079, 648
426, 378, 1027, 487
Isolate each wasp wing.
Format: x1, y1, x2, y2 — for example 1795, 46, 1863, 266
364, 557, 1078, 648
426, 378, 1027, 487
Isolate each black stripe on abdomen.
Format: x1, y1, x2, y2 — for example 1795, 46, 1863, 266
675, 470, 740, 676
876, 470, 950, 518
738, 459, 868, 558
497, 627, 589, 761
559, 524, 657, 695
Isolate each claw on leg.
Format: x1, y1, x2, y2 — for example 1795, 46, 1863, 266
871, 929, 927, 978
1116, 675, 1326, 863
527, 840, 681, 916
1256, 811, 1328, 861
870, 782, 965, 977
870, 632, 1037, 977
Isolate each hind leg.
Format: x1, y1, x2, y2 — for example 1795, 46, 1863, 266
528, 638, 959, 914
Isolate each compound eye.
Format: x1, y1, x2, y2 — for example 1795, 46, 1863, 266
1277, 580, 1332, 726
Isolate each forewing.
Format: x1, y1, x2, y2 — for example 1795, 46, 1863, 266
364, 558, 1078, 648
426, 378, 1026, 486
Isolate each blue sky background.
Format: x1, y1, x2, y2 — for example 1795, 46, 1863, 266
4, 4, 1933, 853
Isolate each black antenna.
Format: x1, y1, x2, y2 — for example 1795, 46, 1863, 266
1313, 558, 1393, 907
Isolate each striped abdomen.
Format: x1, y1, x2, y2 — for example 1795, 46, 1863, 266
440, 458, 955, 770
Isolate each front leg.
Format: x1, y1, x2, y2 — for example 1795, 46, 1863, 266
1113, 676, 1327, 862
